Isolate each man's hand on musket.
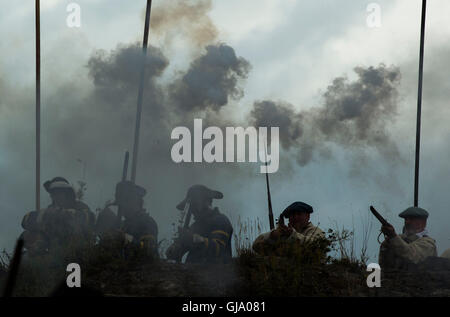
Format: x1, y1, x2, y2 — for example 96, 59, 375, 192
270, 224, 293, 240
381, 223, 397, 239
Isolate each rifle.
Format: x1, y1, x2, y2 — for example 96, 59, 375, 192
278, 214, 285, 227
182, 202, 192, 230
117, 151, 129, 223
174, 201, 191, 263
3, 239, 24, 297
369, 205, 390, 226
264, 143, 275, 230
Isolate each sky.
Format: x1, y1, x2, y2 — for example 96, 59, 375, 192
1, 0, 450, 262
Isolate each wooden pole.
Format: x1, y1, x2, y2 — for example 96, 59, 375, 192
414, 0, 427, 207
35, 0, 41, 212
130, 0, 153, 183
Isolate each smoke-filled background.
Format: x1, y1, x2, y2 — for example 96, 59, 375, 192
1, 0, 450, 262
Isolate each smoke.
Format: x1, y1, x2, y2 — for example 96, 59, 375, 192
250, 65, 402, 166
0, 41, 405, 254
0, 1, 418, 260
151, 0, 218, 47
170, 44, 251, 112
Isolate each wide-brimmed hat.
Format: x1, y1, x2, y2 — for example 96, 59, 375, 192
176, 184, 223, 210
43, 177, 74, 193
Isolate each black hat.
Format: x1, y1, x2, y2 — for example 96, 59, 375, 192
281, 201, 313, 218
43, 177, 73, 193
176, 185, 223, 210
115, 181, 146, 206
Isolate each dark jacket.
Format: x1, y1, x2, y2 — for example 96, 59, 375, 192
185, 207, 233, 264
21, 201, 95, 255
95, 208, 158, 256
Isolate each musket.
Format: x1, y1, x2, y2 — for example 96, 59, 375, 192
116, 151, 129, 223
369, 205, 390, 227
130, 0, 153, 183
174, 201, 191, 263
2, 239, 24, 297
122, 151, 130, 182
183, 201, 192, 230
278, 214, 285, 227
264, 143, 275, 230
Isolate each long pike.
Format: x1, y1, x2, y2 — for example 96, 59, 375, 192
130, 0, 153, 183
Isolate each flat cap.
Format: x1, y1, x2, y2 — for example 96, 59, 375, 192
399, 206, 429, 219
176, 184, 223, 210
281, 201, 313, 218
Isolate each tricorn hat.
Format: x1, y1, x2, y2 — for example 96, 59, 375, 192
281, 201, 313, 218
43, 177, 74, 193
176, 184, 223, 210
399, 206, 429, 219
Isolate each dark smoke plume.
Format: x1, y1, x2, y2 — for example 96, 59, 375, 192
0, 40, 252, 253
0, 0, 405, 257
170, 44, 251, 112
250, 65, 402, 166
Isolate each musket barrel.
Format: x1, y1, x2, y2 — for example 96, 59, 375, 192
122, 151, 129, 181
370, 206, 389, 226
264, 142, 274, 230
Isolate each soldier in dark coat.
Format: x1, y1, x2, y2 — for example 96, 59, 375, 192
95, 181, 158, 258
20, 177, 95, 256
166, 185, 233, 264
